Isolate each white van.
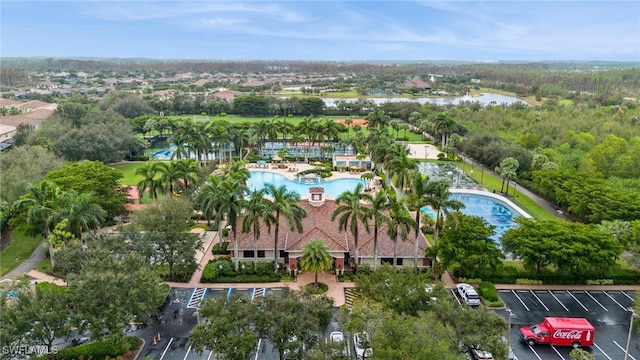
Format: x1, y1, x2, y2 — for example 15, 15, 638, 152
456, 283, 481, 307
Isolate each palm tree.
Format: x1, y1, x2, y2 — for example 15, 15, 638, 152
12, 181, 68, 267
495, 157, 520, 195
155, 162, 182, 196
424, 180, 464, 247
367, 189, 391, 270
218, 177, 249, 272
432, 112, 456, 147
383, 144, 418, 198
136, 163, 163, 202
264, 184, 308, 272
62, 191, 106, 240
174, 159, 199, 192
407, 170, 429, 268
242, 189, 275, 267
331, 183, 372, 274
386, 191, 417, 268
195, 175, 225, 227
300, 238, 332, 285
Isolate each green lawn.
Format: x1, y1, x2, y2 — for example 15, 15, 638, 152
455, 162, 557, 220
0, 230, 41, 276
112, 161, 162, 186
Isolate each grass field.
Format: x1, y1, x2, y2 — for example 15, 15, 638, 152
0, 230, 41, 276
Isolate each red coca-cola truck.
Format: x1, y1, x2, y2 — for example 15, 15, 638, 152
519, 317, 595, 348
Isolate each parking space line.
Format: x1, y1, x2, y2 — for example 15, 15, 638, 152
512, 290, 530, 311
603, 291, 628, 311
527, 344, 543, 360
207, 350, 213, 360
550, 345, 566, 359
159, 338, 174, 360
593, 343, 614, 360
567, 291, 589, 311
254, 338, 262, 360
613, 340, 636, 360
549, 290, 569, 311
183, 345, 192, 360
530, 290, 549, 311
585, 291, 608, 311
622, 291, 635, 301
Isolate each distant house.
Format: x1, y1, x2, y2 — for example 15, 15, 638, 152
234, 187, 431, 271
0, 124, 16, 151
403, 76, 431, 91
212, 90, 242, 101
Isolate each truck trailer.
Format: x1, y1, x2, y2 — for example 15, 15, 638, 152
519, 317, 595, 348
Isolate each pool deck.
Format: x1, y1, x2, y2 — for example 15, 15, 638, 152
246, 162, 372, 182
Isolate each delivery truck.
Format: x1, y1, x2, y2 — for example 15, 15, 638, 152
520, 317, 595, 348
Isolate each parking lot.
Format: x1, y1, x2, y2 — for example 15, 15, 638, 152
497, 289, 638, 360
134, 287, 351, 360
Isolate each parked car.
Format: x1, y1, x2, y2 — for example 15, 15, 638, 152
470, 347, 494, 360
353, 332, 373, 359
456, 283, 481, 307
328, 331, 348, 356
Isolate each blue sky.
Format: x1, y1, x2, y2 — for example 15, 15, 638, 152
2, 1, 639, 61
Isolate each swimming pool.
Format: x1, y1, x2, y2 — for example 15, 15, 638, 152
420, 205, 437, 219
449, 190, 531, 241
248, 171, 365, 198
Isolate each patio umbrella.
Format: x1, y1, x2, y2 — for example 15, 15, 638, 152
312, 161, 323, 166
272, 156, 282, 161
350, 166, 359, 170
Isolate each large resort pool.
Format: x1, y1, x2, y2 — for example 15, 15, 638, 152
248, 171, 365, 199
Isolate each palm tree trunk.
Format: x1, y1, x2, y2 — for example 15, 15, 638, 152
393, 237, 398, 269
274, 223, 280, 273
253, 231, 258, 268
315, 271, 318, 285
353, 228, 359, 274
233, 231, 239, 272
414, 210, 421, 269
433, 210, 441, 247
373, 226, 379, 270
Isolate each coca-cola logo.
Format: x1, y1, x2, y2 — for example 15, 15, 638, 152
553, 330, 583, 340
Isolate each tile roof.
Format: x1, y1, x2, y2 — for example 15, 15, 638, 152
0, 108, 54, 127
234, 199, 428, 259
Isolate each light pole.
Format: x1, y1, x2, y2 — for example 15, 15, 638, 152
506, 308, 515, 353
447, 171, 454, 187
625, 307, 639, 360
424, 145, 428, 159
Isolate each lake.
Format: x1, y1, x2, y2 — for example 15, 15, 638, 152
320, 93, 527, 107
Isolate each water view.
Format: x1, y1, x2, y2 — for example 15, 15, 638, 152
321, 93, 527, 107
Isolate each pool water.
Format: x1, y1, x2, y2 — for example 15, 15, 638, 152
420, 206, 437, 219
248, 171, 365, 199
449, 193, 519, 241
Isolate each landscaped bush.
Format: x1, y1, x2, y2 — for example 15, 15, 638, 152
201, 259, 279, 283
212, 242, 230, 255
213, 274, 281, 283
586, 279, 614, 285
458, 277, 482, 285
200, 262, 220, 283
515, 278, 544, 285
478, 281, 503, 307
40, 336, 141, 360
255, 261, 275, 276
338, 272, 355, 282
358, 264, 372, 275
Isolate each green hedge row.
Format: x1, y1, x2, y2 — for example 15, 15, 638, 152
212, 242, 230, 255
474, 267, 640, 285
478, 281, 503, 307
40, 337, 141, 360
201, 259, 279, 283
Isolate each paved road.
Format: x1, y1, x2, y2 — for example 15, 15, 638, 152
1, 238, 47, 280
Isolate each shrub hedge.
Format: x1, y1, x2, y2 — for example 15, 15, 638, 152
212, 242, 230, 255
476, 266, 640, 285
201, 259, 280, 283
478, 281, 503, 307
40, 337, 141, 360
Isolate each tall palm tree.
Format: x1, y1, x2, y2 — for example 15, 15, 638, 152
195, 175, 225, 227
242, 189, 275, 267
383, 144, 418, 198
367, 189, 391, 270
218, 177, 249, 272
264, 184, 307, 272
135, 163, 163, 202
386, 191, 417, 268
62, 191, 106, 240
331, 183, 372, 274
360, 172, 375, 190
174, 159, 199, 192
155, 162, 182, 196
424, 180, 464, 247
407, 170, 429, 268
432, 112, 456, 147
12, 181, 68, 267
300, 238, 332, 285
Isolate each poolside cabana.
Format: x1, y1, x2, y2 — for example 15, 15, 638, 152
333, 154, 373, 170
